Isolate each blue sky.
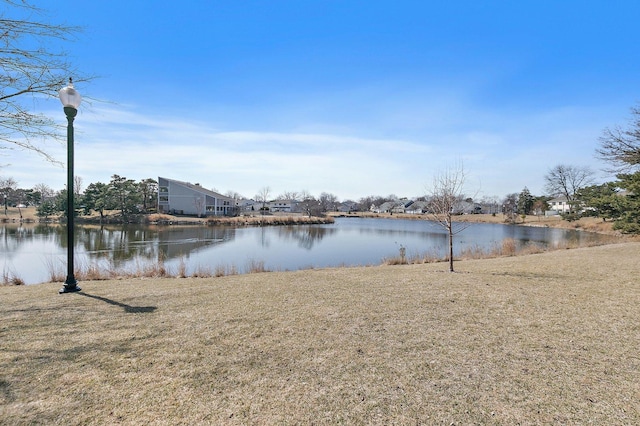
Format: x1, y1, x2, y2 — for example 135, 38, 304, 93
6, 1, 640, 201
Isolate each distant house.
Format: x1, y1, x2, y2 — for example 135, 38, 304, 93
547, 196, 571, 214
372, 201, 393, 213
452, 200, 478, 215
157, 177, 234, 216
406, 201, 429, 214
238, 199, 299, 214
236, 198, 256, 213
337, 201, 358, 213
270, 199, 297, 213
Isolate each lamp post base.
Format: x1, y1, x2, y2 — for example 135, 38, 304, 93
59, 285, 81, 294
59, 278, 81, 294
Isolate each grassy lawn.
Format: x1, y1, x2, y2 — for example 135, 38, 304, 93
1, 242, 639, 424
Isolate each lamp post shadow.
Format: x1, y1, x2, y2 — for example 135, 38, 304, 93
77, 292, 157, 314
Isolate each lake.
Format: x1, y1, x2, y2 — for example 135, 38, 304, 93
1, 217, 607, 285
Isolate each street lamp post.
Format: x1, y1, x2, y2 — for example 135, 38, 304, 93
58, 78, 82, 294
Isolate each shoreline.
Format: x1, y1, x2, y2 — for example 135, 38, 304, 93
325, 211, 620, 235
2, 206, 618, 235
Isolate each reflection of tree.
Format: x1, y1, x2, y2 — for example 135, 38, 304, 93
258, 226, 270, 248
74, 225, 237, 266
276, 225, 335, 250
0, 223, 237, 268
1, 224, 61, 260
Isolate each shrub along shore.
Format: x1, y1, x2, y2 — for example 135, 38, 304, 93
1, 242, 639, 424
1, 206, 335, 226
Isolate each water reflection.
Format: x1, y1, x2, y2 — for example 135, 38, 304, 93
76, 225, 238, 266
275, 225, 336, 249
1, 218, 610, 285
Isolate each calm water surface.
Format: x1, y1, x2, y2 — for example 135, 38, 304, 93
1, 217, 606, 285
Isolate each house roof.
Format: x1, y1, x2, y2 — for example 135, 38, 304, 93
406, 201, 429, 211
548, 196, 569, 203
160, 177, 231, 200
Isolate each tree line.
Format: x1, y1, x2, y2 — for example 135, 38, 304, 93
0, 175, 159, 222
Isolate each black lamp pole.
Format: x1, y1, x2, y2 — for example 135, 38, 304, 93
59, 79, 81, 294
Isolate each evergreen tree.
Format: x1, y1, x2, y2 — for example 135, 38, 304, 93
109, 175, 141, 220
517, 187, 534, 216
83, 182, 114, 223
597, 106, 640, 233
576, 183, 621, 222
613, 173, 640, 233
36, 201, 57, 220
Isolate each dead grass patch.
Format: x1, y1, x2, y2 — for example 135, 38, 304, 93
1, 243, 639, 424
1, 269, 25, 286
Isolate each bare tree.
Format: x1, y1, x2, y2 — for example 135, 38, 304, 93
318, 192, 339, 212
597, 106, 640, 172
73, 175, 83, 196
0, 176, 18, 191
299, 190, 320, 217
426, 164, 469, 272
357, 195, 376, 212
224, 190, 245, 200
255, 186, 271, 216
33, 182, 54, 201
479, 195, 500, 214
544, 164, 595, 213
1, 1, 92, 162
1, 176, 17, 214
358, 195, 393, 212
278, 190, 299, 201
502, 193, 519, 223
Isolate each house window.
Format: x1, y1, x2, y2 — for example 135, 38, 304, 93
159, 186, 168, 193
159, 196, 168, 202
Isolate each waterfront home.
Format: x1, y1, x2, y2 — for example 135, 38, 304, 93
157, 177, 234, 216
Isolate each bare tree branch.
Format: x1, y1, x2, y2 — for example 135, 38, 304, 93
0, 0, 92, 164
597, 106, 640, 173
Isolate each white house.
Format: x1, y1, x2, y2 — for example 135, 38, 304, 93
371, 201, 407, 213
547, 196, 571, 214
157, 177, 234, 216
239, 199, 299, 214
269, 199, 297, 213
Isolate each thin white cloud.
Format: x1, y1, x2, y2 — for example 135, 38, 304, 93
3, 99, 615, 201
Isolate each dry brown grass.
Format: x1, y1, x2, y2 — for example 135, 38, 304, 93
1, 242, 639, 424
1, 270, 25, 286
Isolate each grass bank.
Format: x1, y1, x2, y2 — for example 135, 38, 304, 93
329, 211, 620, 235
1, 242, 639, 424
